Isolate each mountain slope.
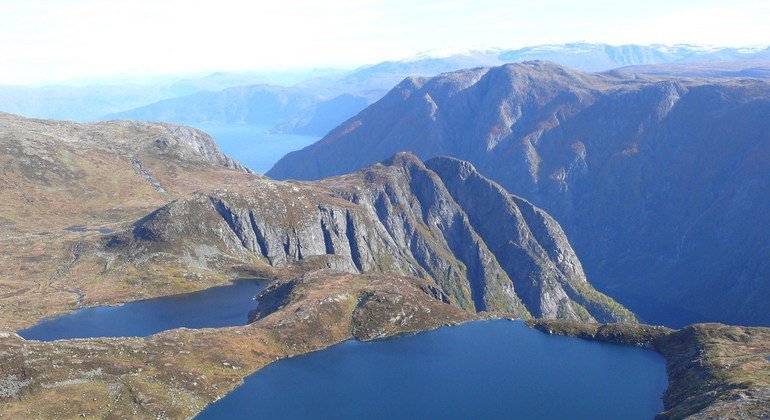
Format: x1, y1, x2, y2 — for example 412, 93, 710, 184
101, 152, 632, 322
0, 112, 251, 234
0, 112, 256, 330
267, 61, 770, 327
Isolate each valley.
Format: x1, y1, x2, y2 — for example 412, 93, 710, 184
1, 56, 769, 419
187, 123, 319, 173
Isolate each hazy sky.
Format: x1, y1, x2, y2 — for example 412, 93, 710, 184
2, 0, 768, 84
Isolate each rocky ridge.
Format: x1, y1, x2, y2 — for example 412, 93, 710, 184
101, 152, 632, 323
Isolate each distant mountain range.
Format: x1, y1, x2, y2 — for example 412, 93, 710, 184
103, 85, 381, 137
0, 68, 343, 122
304, 43, 770, 92
105, 43, 770, 136
268, 61, 770, 327
614, 60, 770, 79
2, 43, 767, 136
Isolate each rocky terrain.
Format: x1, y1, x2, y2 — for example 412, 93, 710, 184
93, 152, 632, 324
268, 61, 770, 327
0, 112, 250, 235
528, 319, 770, 419
0, 112, 628, 331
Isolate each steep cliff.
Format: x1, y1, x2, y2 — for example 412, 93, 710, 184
104, 152, 632, 322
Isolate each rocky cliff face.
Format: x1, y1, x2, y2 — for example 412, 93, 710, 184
105, 152, 632, 322
267, 61, 770, 327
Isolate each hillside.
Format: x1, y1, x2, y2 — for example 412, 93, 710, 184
0, 112, 251, 234
267, 61, 770, 327
0, 112, 254, 329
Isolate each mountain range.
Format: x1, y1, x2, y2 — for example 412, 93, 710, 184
103, 84, 380, 137
3, 43, 765, 141
268, 61, 770, 327
0, 68, 342, 122
105, 44, 770, 137
0, 112, 767, 418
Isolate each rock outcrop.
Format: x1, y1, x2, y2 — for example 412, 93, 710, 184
104, 152, 633, 322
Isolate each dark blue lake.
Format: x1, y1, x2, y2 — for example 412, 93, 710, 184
197, 320, 668, 420
191, 124, 319, 173
18, 279, 266, 341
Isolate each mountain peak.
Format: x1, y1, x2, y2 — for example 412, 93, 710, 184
380, 151, 423, 168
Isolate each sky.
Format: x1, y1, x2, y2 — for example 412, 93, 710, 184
1, 0, 768, 85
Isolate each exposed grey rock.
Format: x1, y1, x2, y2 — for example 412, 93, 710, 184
107, 152, 634, 322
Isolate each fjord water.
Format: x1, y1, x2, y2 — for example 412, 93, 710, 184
191, 124, 320, 173
18, 280, 266, 341
198, 320, 668, 420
